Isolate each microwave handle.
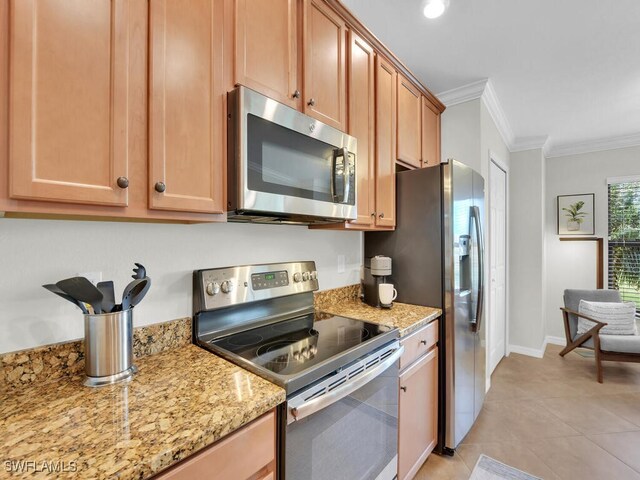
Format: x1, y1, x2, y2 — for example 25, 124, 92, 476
331, 147, 351, 204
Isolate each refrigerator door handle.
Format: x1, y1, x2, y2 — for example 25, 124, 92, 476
470, 205, 485, 333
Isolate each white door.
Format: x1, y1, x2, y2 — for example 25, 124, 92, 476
489, 160, 507, 374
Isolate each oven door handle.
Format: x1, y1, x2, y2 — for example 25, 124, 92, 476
288, 345, 404, 424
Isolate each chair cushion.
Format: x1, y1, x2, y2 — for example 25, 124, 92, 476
601, 322, 640, 353
564, 289, 622, 338
577, 300, 637, 336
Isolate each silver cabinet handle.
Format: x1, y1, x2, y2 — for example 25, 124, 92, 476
308, 98, 316, 106
154, 182, 166, 193
400, 386, 407, 392
379, 212, 385, 218
292, 89, 301, 98
117, 177, 129, 189
420, 340, 427, 345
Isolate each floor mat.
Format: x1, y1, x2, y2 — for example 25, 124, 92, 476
469, 454, 541, 480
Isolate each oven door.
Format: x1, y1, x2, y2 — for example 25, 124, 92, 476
285, 344, 403, 480
234, 86, 357, 220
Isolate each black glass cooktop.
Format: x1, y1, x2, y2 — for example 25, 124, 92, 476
210, 314, 393, 377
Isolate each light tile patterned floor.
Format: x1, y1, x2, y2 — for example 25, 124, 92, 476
416, 344, 640, 479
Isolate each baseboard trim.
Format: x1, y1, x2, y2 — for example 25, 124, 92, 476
508, 343, 545, 358
545, 335, 567, 347
508, 336, 567, 359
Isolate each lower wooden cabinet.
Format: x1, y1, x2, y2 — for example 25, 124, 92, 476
398, 323, 439, 480
154, 410, 276, 480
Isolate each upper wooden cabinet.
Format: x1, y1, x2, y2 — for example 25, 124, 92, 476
233, 0, 298, 107
302, 0, 347, 131
348, 31, 375, 227
375, 56, 397, 228
8, 0, 134, 206
149, 0, 225, 214
421, 96, 441, 168
396, 74, 422, 169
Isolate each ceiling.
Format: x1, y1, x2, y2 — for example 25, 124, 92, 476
343, 0, 640, 156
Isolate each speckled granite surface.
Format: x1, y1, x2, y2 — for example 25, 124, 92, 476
1, 317, 191, 390
315, 285, 441, 337
0, 344, 285, 479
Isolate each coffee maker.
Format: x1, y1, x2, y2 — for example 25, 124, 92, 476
363, 255, 392, 308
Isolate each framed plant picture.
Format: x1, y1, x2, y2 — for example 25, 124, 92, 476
557, 193, 595, 235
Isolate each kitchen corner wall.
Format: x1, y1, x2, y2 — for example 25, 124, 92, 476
0, 219, 362, 354
508, 149, 546, 354
441, 98, 510, 387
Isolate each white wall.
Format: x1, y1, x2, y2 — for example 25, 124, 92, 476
0, 219, 362, 353
509, 148, 546, 352
544, 146, 640, 340
441, 99, 481, 172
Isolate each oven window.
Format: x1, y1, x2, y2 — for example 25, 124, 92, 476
286, 363, 398, 480
247, 114, 336, 202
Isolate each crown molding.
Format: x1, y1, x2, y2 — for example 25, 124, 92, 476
511, 135, 549, 153
437, 78, 516, 149
436, 79, 488, 107
481, 80, 515, 148
546, 132, 640, 158
438, 80, 640, 158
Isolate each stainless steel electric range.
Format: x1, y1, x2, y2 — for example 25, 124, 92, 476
193, 261, 402, 480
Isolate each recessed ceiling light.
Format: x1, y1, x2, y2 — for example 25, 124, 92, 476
423, 0, 449, 19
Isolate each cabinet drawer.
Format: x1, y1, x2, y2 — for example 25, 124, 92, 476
400, 320, 438, 370
154, 410, 275, 480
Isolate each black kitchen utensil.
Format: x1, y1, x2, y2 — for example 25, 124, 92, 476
97, 280, 116, 313
42, 284, 89, 314
132, 263, 146, 280
56, 277, 104, 314
121, 277, 151, 311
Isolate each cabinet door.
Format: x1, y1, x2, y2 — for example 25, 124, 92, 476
397, 74, 422, 168
348, 31, 375, 227
9, 0, 134, 206
155, 410, 276, 479
234, 0, 298, 107
302, 0, 346, 131
149, 0, 225, 213
375, 57, 396, 228
422, 96, 441, 168
398, 348, 438, 480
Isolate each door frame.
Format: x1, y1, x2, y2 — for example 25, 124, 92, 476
487, 151, 509, 381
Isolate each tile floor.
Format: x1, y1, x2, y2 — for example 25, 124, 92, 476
416, 344, 640, 479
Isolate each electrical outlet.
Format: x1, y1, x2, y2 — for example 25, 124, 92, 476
337, 255, 346, 273
77, 272, 102, 285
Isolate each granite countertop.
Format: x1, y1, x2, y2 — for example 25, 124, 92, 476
0, 344, 285, 479
315, 286, 441, 337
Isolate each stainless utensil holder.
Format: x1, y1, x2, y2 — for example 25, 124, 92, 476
83, 309, 137, 387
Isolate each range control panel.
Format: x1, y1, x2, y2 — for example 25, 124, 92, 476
195, 261, 319, 312
251, 270, 289, 290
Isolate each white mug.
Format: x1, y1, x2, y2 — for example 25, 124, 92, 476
378, 283, 398, 306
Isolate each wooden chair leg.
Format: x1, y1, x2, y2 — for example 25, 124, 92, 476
594, 336, 604, 383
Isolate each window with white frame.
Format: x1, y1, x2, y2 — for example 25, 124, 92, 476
608, 176, 640, 314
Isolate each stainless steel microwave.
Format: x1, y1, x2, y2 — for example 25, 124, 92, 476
227, 87, 357, 224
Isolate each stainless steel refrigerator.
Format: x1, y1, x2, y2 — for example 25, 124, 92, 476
364, 159, 486, 453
